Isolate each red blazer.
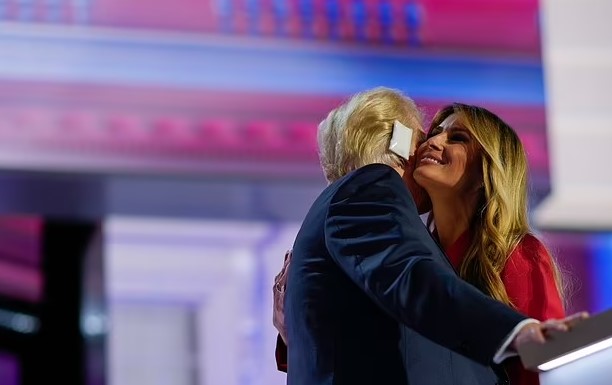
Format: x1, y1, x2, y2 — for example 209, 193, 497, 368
445, 231, 565, 385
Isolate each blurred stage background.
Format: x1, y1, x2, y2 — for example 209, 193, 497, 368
0, 0, 610, 384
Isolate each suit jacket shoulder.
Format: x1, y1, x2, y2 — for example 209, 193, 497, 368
323, 162, 526, 364
331, 163, 414, 207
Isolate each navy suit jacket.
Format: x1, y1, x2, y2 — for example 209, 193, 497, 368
284, 164, 527, 385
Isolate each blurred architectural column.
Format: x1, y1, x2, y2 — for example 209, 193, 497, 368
21, 220, 104, 385
534, 0, 612, 230
106, 217, 299, 385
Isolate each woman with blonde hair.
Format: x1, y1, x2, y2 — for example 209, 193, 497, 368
413, 103, 565, 385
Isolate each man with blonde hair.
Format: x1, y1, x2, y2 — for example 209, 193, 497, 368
283, 87, 579, 385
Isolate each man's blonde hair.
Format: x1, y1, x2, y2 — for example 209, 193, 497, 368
317, 87, 422, 183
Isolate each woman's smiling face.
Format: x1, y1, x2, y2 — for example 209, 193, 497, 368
414, 113, 483, 197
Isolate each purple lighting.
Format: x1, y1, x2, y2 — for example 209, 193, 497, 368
0, 351, 19, 385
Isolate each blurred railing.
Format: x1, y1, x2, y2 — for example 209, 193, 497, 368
210, 0, 421, 44
0, 0, 541, 53
0, 0, 92, 23
0, 104, 548, 175
0, 106, 319, 161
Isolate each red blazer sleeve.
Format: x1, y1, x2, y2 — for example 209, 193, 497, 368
501, 234, 565, 320
275, 334, 287, 372
501, 234, 565, 385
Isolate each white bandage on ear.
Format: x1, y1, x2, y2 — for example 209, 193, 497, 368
389, 120, 414, 160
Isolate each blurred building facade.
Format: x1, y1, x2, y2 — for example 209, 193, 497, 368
0, 1, 609, 385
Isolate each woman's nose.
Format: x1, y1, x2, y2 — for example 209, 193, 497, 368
426, 133, 445, 150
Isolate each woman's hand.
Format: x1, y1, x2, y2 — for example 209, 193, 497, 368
273, 249, 292, 343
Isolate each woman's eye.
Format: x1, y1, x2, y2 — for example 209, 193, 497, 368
450, 133, 469, 142
427, 128, 442, 138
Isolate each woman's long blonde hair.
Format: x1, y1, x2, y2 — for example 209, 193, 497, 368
428, 103, 564, 307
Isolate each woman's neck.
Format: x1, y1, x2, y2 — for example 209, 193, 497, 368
430, 192, 479, 251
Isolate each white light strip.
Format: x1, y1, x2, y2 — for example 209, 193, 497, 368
0, 309, 40, 334
538, 337, 612, 371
